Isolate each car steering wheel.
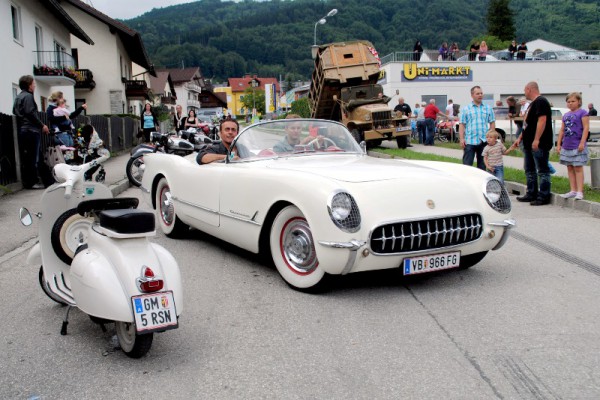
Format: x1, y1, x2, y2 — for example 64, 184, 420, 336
307, 137, 337, 149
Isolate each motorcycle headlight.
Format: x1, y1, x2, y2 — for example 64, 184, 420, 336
483, 178, 511, 214
328, 191, 361, 233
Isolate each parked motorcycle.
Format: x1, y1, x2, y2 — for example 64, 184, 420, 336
179, 127, 213, 151
126, 131, 194, 187
19, 153, 182, 358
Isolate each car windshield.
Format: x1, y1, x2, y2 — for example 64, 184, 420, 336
230, 119, 362, 161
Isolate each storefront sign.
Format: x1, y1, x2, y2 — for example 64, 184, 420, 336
401, 63, 473, 82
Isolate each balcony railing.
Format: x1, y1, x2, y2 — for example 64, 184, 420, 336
74, 69, 95, 90
32, 51, 78, 84
185, 83, 202, 93
187, 99, 200, 108
160, 95, 177, 104
124, 80, 150, 100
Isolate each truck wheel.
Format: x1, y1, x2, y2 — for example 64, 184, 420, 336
396, 136, 408, 149
350, 129, 362, 144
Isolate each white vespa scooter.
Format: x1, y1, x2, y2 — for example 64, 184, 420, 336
20, 152, 183, 358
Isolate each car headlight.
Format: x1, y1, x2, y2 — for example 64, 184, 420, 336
483, 178, 511, 214
328, 191, 361, 233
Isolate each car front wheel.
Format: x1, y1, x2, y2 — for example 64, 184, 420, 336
269, 206, 326, 291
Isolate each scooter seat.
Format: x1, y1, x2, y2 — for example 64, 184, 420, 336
78, 197, 139, 216
99, 209, 155, 234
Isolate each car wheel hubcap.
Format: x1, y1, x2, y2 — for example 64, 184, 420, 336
160, 186, 174, 226
281, 218, 317, 274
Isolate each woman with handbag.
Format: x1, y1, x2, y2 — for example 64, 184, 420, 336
140, 103, 159, 143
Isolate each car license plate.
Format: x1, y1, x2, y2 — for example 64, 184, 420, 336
396, 126, 411, 132
403, 251, 461, 275
131, 291, 178, 333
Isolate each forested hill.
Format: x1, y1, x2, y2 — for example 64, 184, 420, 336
125, 0, 600, 83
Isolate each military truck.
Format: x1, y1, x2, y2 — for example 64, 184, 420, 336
308, 40, 411, 148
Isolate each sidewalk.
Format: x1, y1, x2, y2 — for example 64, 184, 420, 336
374, 142, 600, 218
391, 142, 592, 185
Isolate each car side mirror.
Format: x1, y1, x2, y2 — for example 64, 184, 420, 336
360, 141, 367, 154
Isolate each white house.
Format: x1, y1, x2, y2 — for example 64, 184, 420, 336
59, 0, 155, 115
1, 0, 93, 114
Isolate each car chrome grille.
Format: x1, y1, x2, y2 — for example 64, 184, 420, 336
370, 213, 483, 254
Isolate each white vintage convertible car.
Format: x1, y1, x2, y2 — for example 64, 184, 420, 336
140, 119, 515, 291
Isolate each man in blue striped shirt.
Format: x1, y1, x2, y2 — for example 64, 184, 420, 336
459, 86, 496, 170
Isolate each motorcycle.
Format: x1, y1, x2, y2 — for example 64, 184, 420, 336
179, 127, 213, 151
19, 152, 182, 358
126, 131, 194, 187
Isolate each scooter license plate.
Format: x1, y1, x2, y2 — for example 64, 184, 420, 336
131, 291, 178, 333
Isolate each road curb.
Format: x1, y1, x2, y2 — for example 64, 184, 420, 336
109, 178, 131, 197
367, 150, 600, 218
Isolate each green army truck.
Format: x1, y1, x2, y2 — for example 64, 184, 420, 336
308, 40, 411, 148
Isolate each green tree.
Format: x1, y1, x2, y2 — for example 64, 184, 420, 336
241, 88, 266, 115
290, 98, 311, 118
486, 0, 516, 41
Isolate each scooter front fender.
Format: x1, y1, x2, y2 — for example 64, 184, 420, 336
26, 242, 41, 267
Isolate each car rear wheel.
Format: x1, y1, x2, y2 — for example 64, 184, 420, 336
155, 177, 189, 238
269, 206, 326, 292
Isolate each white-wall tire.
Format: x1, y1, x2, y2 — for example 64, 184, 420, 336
269, 206, 326, 291
155, 177, 189, 238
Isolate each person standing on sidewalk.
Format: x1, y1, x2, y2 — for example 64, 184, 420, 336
423, 99, 445, 145
556, 92, 589, 200
12, 75, 51, 189
459, 86, 495, 170
511, 81, 554, 206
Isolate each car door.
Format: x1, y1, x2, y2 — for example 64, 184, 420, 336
174, 161, 224, 228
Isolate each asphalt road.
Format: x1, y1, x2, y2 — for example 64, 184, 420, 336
2, 186, 600, 399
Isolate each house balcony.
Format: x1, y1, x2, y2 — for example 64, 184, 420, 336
187, 99, 200, 108
185, 83, 202, 93
32, 51, 77, 86
74, 69, 96, 90
124, 79, 150, 100
160, 95, 177, 105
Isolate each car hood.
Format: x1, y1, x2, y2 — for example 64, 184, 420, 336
264, 155, 461, 183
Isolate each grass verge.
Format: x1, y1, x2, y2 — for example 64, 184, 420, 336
375, 147, 600, 203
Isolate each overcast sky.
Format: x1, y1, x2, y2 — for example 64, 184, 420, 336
86, 0, 198, 20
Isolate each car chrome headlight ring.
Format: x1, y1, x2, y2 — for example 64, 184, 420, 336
328, 191, 361, 233
483, 178, 511, 214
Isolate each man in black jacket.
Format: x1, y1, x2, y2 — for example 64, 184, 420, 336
12, 75, 51, 189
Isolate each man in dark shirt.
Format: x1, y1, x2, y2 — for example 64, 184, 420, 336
394, 98, 413, 147
393, 97, 412, 117
197, 119, 247, 164
12, 75, 51, 189
512, 82, 553, 205
588, 103, 597, 116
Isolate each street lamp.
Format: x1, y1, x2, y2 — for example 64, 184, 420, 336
250, 78, 259, 120
313, 8, 338, 46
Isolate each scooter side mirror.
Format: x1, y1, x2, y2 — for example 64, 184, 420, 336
19, 207, 32, 226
